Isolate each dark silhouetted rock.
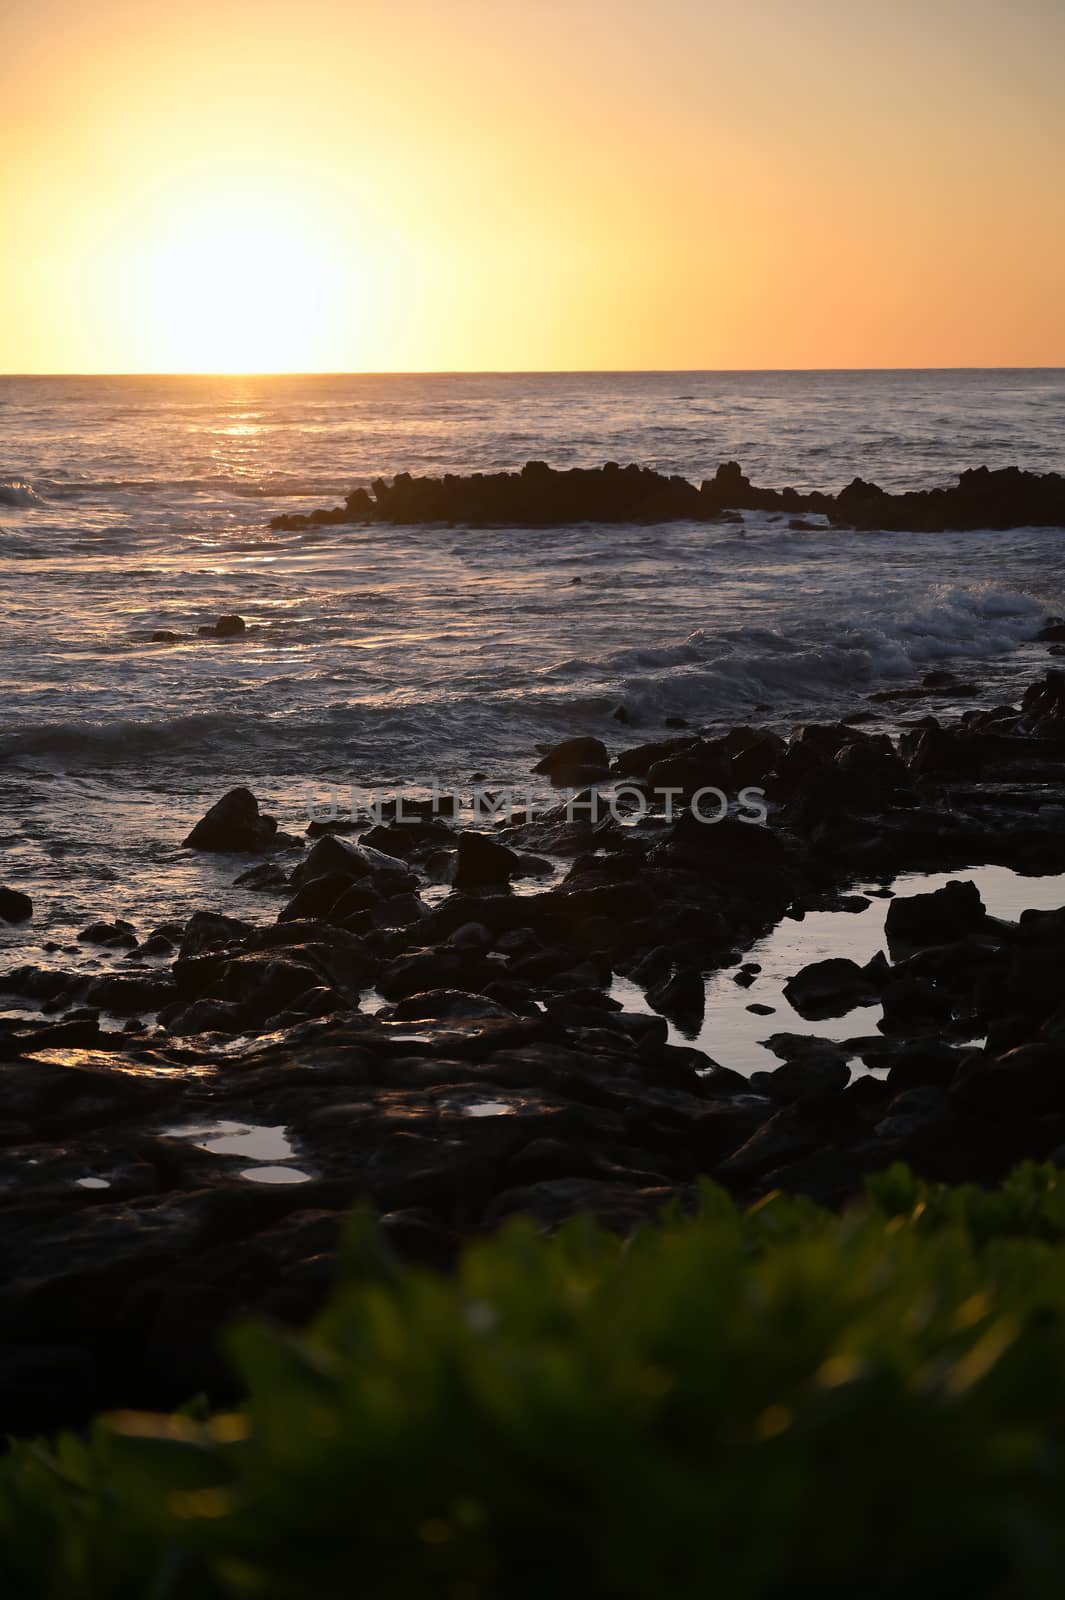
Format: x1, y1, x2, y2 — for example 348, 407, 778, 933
752, 1053, 850, 1102
278, 873, 358, 924
178, 911, 255, 960
646, 968, 705, 1030
452, 831, 521, 890
77, 921, 137, 949
233, 861, 289, 892
197, 614, 247, 638
0, 887, 32, 923
1020, 670, 1065, 731
885, 880, 987, 947
783, 957, 880, 1019
268, 461, 1065, 535
182, 788, 278, 853
389, 990, 517, 1022
289, 833, 410, 892
828, 465, 1065, 532
533, 736, 610, 786
879, 975, 954, 1032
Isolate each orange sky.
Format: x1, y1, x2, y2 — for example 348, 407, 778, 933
2, 0, 1063, 372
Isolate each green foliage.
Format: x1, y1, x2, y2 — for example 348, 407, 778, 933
8, 1165, 1065, 1597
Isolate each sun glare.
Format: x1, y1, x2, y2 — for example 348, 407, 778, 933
126, 204, 352, 374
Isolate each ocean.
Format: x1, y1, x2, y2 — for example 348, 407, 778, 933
2, 368, 1064, 956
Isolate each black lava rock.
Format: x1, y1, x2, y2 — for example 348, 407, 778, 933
0, 887, 32, 923
182, 788, 279, 853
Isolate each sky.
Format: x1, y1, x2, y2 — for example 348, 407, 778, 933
2, 0, 1063, 373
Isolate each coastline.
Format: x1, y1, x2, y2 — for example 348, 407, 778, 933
4, 656, 1065, 1432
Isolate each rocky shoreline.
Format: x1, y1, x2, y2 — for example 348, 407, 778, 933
4, 665, 1065, 1434
270, 460, 1065, 532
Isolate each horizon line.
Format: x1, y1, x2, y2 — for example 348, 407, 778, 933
2, 364, 1065, 381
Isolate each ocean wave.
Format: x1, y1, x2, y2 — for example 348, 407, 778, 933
0, 712, 260, 762
531, 583, 1046, 726
0, 576, 1052, 778
38, 475, 347, 502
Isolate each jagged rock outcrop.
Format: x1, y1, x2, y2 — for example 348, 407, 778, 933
269, 460, 1065, 532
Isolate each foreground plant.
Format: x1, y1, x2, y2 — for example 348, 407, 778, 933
7, 1164, 1065, 1598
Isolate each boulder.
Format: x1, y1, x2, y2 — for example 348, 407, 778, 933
389, 990, 517, 1022
182, 788, 278, 853
289, 833, 410, 892
452, 831, 522, 890
77, 921, 137, 949
164, 999, 248, 1035
177, 949, 337, 1021
782, 957, 881, 1019
278, 873, 358, 923
879, 975, 954, 1031
613, 735, 698, 779
752, 1053, 851, 1103
954, 1043, 1065, 1116
0, 887, 33, 923
233, 862, 289, 892
533, 737, 610, 786
1018, 906, 1065, 945
178, 911, 255, 960
377, 947, 486, 1002
82, 972, 177, 1012
646, 968, 705, 1030
885, 880, 987, 947
1020, 671, 1065, 731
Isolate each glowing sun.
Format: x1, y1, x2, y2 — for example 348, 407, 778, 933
126, 199, 352, 373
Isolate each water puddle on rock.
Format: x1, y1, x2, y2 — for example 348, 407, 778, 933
615, 866, 1065, 1078
239, 1164, 312, 1184
164, 1119, 311, 1182
447, 1098, 515, 1117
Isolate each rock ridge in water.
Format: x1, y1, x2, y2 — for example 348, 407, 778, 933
269, 460, 1065, 532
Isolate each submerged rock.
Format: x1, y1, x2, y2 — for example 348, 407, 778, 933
197, 614, 247, 639
77, 921, 137, 949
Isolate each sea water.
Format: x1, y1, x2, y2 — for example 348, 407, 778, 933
2, 369, 1064, 953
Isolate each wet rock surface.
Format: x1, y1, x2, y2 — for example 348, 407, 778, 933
6, 667, 1065, 1430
